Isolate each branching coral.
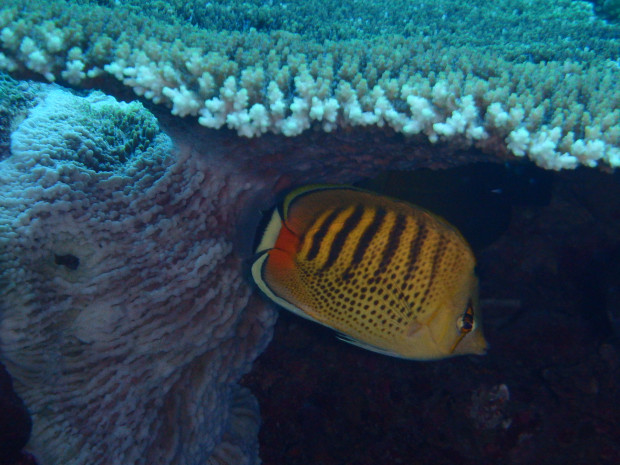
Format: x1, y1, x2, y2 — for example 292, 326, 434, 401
0, 0, 618, 169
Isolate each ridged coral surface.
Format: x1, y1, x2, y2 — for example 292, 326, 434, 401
0, 0, 618, 169
0, 81, 276, 465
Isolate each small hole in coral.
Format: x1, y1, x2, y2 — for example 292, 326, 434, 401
54, 254, 80, 271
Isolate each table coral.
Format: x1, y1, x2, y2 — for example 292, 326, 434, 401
0, 0, 618, 169
0, 77, 276, 465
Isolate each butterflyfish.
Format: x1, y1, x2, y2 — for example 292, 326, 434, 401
251, 184, 487, 360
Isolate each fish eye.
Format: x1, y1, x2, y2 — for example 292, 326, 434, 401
457, 300, 474, 333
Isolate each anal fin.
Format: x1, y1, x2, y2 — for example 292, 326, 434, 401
336, 333, 405, 358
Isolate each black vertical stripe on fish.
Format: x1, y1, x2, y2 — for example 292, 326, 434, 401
322, 204, 365, 271
351, 207, 387, 266
306, 207, 343, 261
377, 213, 407, 273
405, 219, 427, 281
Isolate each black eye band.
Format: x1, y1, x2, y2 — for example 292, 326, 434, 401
460, 300, 474, 333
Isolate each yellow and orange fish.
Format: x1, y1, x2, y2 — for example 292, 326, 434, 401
251, 184, 487, 360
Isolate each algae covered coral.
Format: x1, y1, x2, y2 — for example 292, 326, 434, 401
0, 0, 618, 169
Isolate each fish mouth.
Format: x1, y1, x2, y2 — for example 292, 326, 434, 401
449, 332, 467, 354
449, 330, 488, 356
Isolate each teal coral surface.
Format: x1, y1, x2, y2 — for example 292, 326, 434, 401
10, 88, 162, 172
0, 73, 36, 156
